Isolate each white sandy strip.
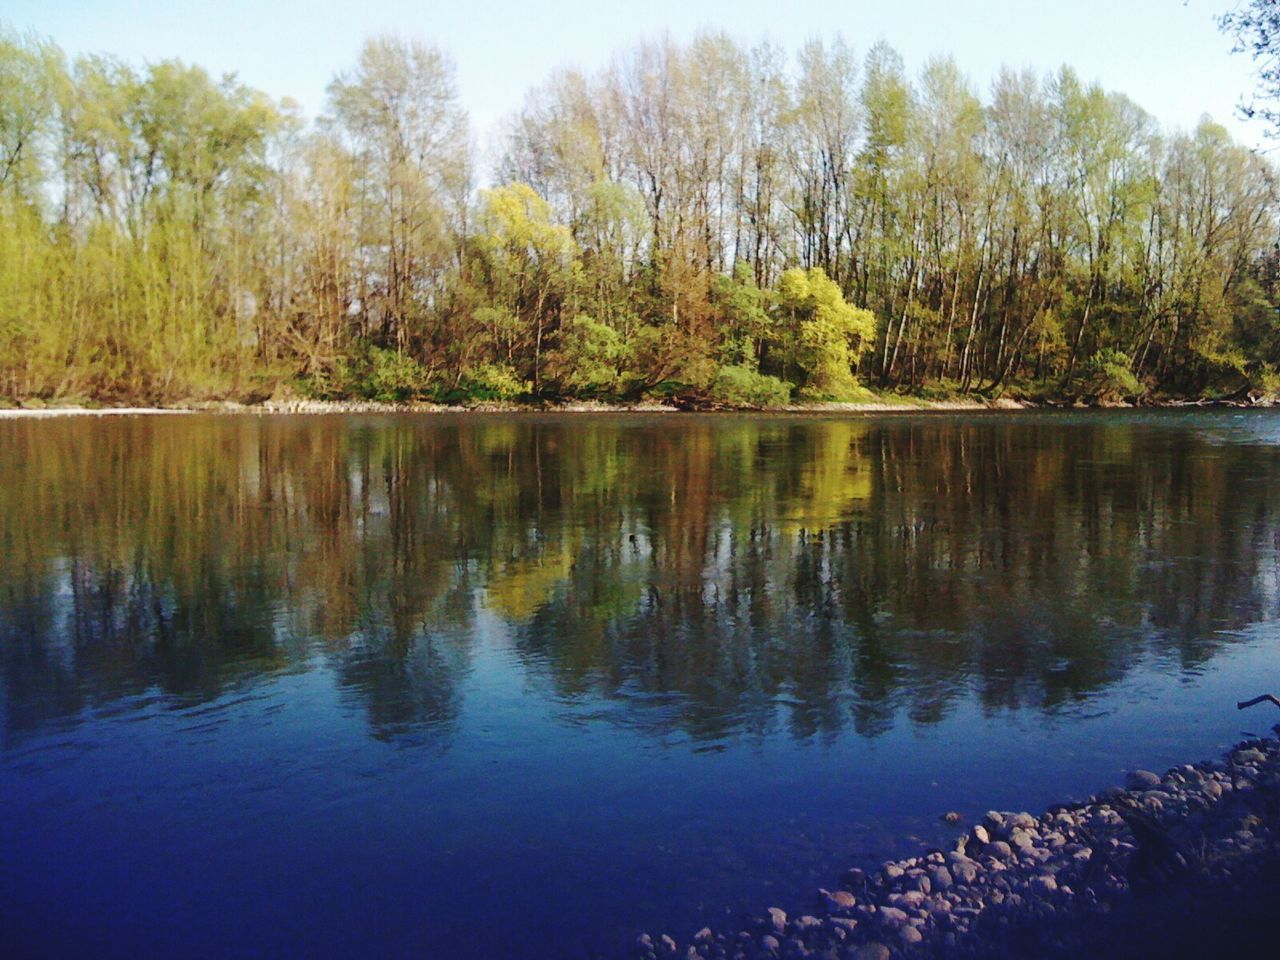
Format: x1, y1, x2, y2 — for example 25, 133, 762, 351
0, 407, 190, 418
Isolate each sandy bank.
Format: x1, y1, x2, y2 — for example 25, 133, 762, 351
0, 407, 191, 418
1, 396, 1273, 418
0, 397, 1020, 417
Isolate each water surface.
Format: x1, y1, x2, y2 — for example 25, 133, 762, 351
2, 410, 1278, 959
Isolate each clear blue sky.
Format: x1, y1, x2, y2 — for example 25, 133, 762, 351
6, 0, 1270, 155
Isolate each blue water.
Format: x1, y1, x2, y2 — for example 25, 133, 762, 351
1, 410, 1278, 959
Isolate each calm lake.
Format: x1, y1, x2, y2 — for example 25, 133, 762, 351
2, 410, 1279, 959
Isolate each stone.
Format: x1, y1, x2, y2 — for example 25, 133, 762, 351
927, 865, 953, 891
1125, 770, 1161, 790
951, 860, 979, 884
1029, 874, 1058, 894
883, 863, 904, 881
877, 906, 910, 926
660, 934, 678, 953
760, 934, 780, 952
694, 928, 714, 943
970, 824, 990, 845
1009, 829, 1036, 852
987, 840, 1013, 859
767, 908, 787, 933
900, 925, 923, 945
820, 889, 857, 913
942, 811, 962, 824
840, 867, 867, 889
851, 945, 890, 960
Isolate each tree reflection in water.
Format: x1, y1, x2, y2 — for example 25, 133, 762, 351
2, 411, 1278, 746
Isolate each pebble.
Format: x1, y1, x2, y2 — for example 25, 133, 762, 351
820, 889, 856, 913
1029, 875, 1058, 894
1125, 770, 1161, 790
851, 945, 889, 960
877, 906, 910, 926
987, 840, 1013, 860
637, 735, 1280, 960
928, 865, 953, 890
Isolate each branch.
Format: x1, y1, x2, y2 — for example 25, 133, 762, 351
1237, 694, 1280, 710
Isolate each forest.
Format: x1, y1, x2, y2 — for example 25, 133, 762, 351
2, 26, 1279, 406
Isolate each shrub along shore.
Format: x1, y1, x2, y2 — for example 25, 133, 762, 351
635, 732, 1280, 960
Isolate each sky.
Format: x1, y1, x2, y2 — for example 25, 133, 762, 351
5, 0, 1272, 159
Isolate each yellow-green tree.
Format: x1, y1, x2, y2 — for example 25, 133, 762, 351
776, 267, 877, 399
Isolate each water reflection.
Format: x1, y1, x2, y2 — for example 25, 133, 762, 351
2, 412, 1278, 746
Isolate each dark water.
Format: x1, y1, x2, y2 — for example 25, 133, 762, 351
2, 410, 1279, 959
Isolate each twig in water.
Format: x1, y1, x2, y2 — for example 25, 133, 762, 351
1237, 694, 1280, 710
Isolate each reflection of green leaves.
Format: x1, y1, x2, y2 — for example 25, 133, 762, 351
3, 415, 1278, 745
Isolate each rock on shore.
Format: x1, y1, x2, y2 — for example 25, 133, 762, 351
634, 731, 1280, 960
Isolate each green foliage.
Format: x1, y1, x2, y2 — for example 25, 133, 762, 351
1079, 349, 1143, 404
708, 365, 792, 408
307, 343, 433, 402
712, 264, 774, 365
776, 267, 877, 400
631, 323, 717, 394
1259, 367, 1280, 400
455, 362, 529, 402
544, 315, 633, 396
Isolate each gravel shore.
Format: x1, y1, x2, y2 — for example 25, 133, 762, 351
636, 729, 1280, 960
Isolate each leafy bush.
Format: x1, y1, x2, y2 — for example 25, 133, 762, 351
1080, 348, 1142, 404
455, 362, 528, 401
364, 346, 433, 402
301, 342, 433, 402
544, 315, 632, 397
632, 323, 717, 393
708, 364, 792, 408
1259, 366, 1280, 399
776, 267, 877, 400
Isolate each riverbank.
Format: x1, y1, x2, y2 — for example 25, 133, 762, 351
1, 395, 1274, 418
636, 729, 1280, 960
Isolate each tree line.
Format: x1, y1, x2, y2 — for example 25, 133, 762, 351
2, 26, 1278, 405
